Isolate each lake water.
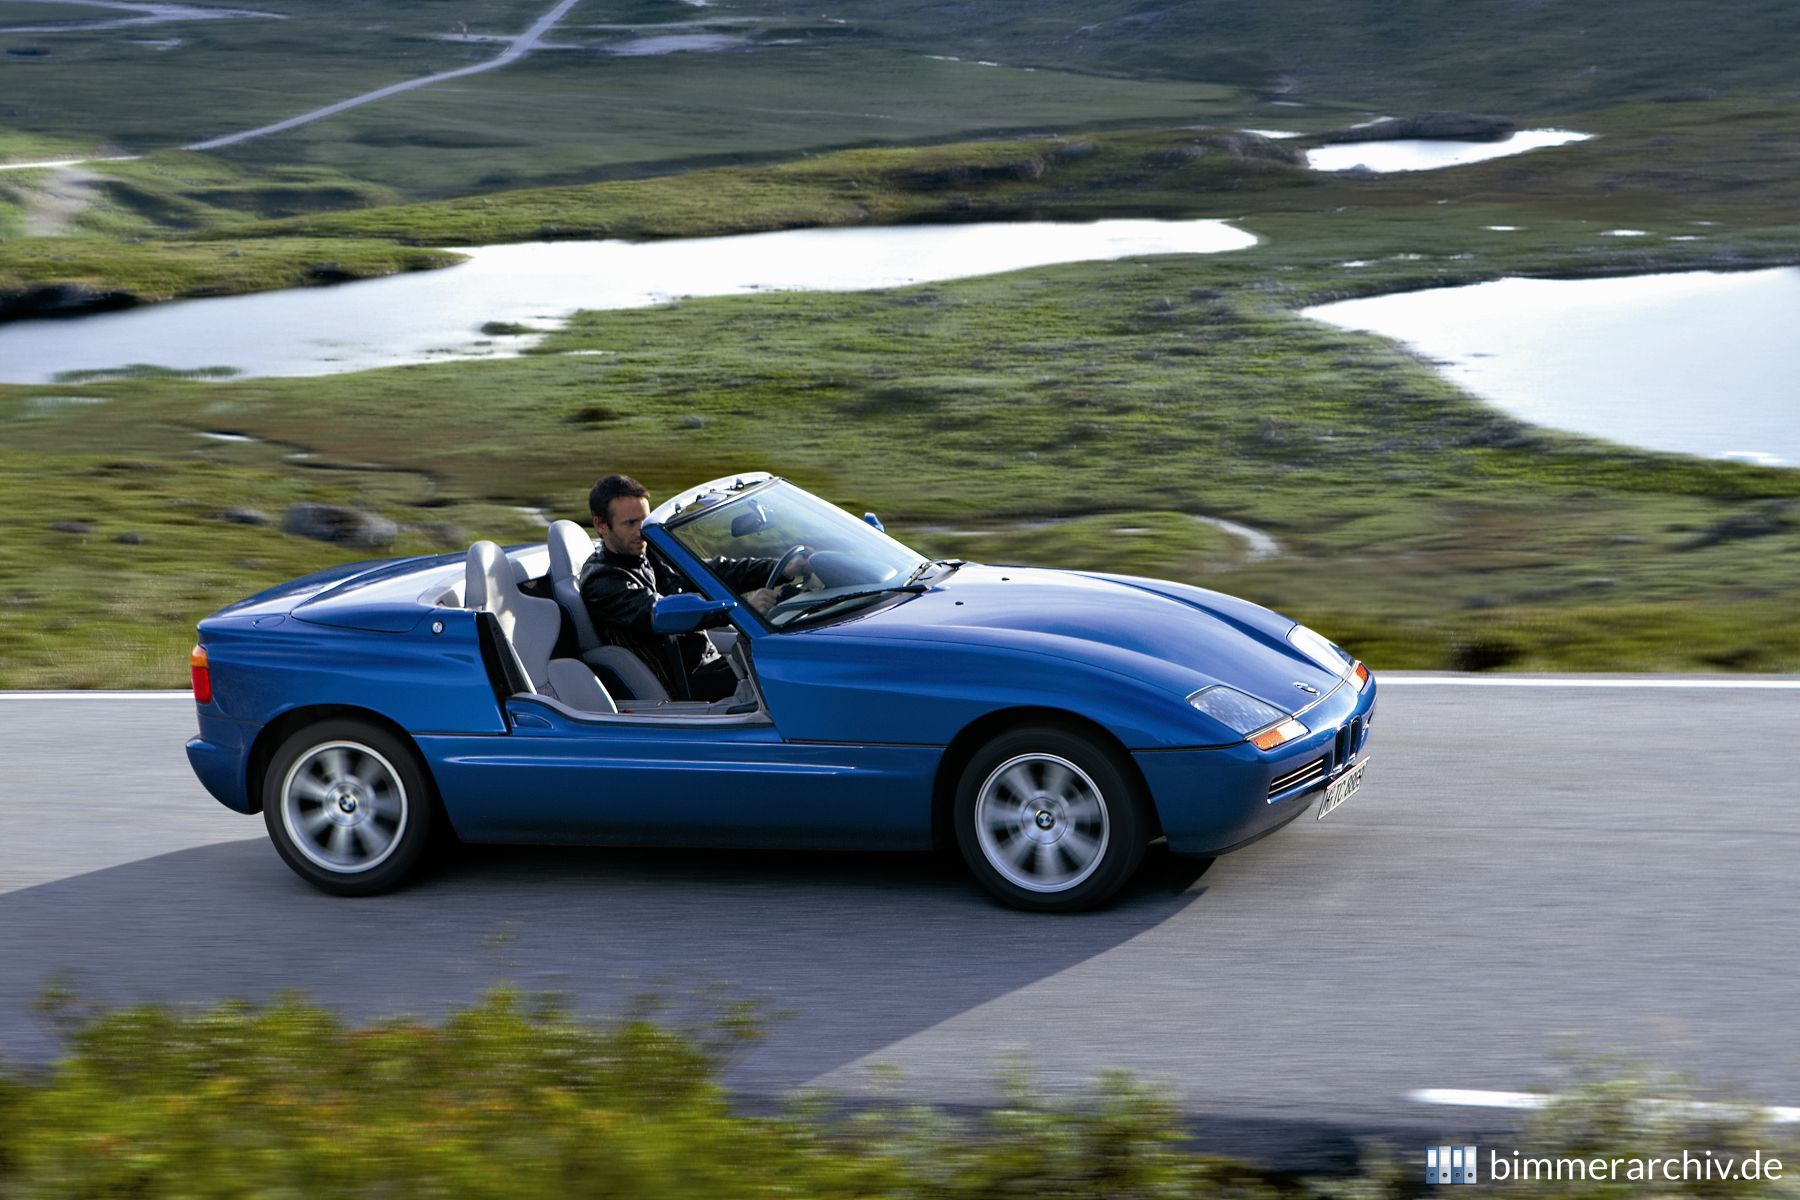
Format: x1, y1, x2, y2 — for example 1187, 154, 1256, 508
0, 219, 1256, 383
1304, 268, 1800, 466
1305, 129, 1592, 173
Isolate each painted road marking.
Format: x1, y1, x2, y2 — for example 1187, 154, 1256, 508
1410, 1088, 1800, 1123
0, 156, 141, 172
0, 691, 192, 700
1379, 676, 1800, 689
4, 675, 1800, 700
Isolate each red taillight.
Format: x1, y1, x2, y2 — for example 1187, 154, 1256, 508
190, 644, 212, 705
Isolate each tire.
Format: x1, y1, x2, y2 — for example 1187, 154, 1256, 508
261, 718, 435, 896
953, 724, 1148, 912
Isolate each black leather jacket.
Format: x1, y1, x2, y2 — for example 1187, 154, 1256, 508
577, 546, 774, 697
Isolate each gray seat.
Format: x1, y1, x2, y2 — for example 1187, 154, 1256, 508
465, 540, 616, 714
546, 519, 671, 702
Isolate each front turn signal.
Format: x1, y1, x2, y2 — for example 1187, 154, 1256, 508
1249, 718, 1308, 751
190, 644, 212, 705
1353, 661, 1371, 690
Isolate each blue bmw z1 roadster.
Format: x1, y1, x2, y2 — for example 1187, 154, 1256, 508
186, 473, 1375, 911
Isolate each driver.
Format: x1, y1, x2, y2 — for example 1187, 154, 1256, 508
578, 474, 804, 702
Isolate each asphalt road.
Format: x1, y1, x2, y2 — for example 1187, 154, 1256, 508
4, 678, 1797, 1163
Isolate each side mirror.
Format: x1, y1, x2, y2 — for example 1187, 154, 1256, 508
651, 593, 733, 635
730, 502, 770, 537
863, 512, 885, 532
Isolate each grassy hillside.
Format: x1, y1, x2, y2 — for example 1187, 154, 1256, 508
6, 204, 1800, 685
2, 5, 1798, 685
7, 97, 1797, 302
728, 0, 1800, 112
6, 0, 1796, 199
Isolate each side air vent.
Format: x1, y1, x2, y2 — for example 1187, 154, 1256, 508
1269, 755, 1327, 799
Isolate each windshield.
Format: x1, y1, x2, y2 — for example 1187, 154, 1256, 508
666, 481, 929, 629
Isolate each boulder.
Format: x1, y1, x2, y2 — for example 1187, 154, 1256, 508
0, 284, 139, 322
281, 503, 398, 549
1048, 139, 1099, 163
305, 263, 359, 285
49, 520, 93, 535
1681, 500, 1793, 549
1148, 133, 1305, 168
1318, 112, 1516, 145
893, 157, 1046, 190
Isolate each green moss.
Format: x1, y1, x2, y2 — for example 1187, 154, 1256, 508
0, 990, 1790, 1197
3, 93, 1800, 682
6, 232, 1798, 683
0, 236, 461, 309
0, 443, 543, 688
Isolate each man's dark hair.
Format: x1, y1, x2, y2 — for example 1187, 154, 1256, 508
589, 474, 650, 525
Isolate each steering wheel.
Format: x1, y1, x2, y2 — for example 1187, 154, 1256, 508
767, 544, 813, 592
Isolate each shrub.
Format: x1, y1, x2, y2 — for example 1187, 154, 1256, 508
1, 993, 1793, 1198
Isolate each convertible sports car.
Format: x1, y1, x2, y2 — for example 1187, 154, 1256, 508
186, 473, 1375, 912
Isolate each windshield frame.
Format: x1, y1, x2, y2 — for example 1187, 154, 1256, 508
648, 472, 777, 529
655, 478, 931, 634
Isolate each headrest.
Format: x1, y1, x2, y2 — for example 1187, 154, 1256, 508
465, 540, 509, 610
548, 520, 595, 583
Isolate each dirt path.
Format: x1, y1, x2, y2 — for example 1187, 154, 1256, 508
183, 0, 585, 151
0, 0, 279, 35
15, 165, 108, 235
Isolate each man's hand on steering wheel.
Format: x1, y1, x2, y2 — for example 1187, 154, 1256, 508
767, 544, 814, 596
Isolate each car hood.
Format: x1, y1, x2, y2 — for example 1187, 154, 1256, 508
814, 564, 1344, 708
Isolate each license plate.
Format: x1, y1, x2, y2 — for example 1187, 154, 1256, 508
1316, 758, 1368, 820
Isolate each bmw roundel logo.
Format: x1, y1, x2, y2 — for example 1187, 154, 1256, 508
1294, 682, 1319, 695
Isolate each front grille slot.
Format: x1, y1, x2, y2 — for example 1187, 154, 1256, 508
1269, 755, 1327, 798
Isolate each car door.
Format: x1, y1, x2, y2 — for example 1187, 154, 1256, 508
462, 696, 936, 848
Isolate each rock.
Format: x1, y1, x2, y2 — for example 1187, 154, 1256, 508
306, 263, 359, 285
893, 157, 1045, 190
49, 521, 93, 535
416, 523, 465, 546
1681, 500, 1793, 549
1048, 139, 1098, 162
281, 503, 398, 549
217, 507, 272, 526
0, 284, 139, 322
115, 531, 149, 545
1446, 635, 1524, 672
1148, 133, 1305, 168
1318, 112, 1516, 145
679, 414, 707, 429
1149, 144, 1211, 167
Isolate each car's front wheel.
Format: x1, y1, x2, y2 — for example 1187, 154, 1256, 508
262, 719, 435, 896
954, 725, 1148, 912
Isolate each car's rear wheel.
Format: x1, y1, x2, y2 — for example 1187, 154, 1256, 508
954, 725, 1148, 912
262, 719, 434, 896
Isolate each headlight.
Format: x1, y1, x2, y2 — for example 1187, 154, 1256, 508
1187, 685, 1310, 750
1288, 624, 1354, 676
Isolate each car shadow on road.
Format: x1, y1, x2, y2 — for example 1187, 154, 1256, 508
0, 836, 1213, 1089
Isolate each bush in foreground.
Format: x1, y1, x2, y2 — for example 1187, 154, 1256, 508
0, 991, 1792, 1198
